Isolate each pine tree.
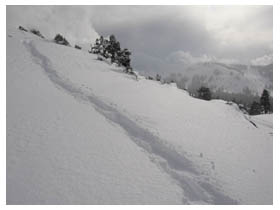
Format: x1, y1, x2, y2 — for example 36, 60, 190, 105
118, 48, 131, 70
30, 29, 45, 39
197, 86, 212, 101
90, 35, 133, 72
106, 35, 121, 63
260, 89, 271, 113
156, 74, 161, 81
250, 101, 262, 115
54, 34, 69, 46
18, 26, 28, 32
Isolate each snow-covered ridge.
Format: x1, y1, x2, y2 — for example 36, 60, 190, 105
7, 27, 272, 204
134, 53, 272, 96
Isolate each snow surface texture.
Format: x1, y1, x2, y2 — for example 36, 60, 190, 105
7, 27, 273, 204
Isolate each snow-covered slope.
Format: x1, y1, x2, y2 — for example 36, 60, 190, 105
251, 114, 273, 137
7, 27, 273, 204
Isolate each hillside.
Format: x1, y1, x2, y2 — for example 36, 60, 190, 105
182, 62, 272, 96
134, 53, 273, 96
6, 26, 273, 204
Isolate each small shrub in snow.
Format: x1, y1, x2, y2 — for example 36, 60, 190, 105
54, 34, 70, 46
156, 74, 161, 81
18, 26, 28, 32
197, 86, 212, 101
30, 29, 45, 39
75, 45, 82, 50
125, 68, 138, 80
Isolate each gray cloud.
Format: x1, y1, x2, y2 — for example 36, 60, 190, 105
251, 54, 273, 66
88, 6, 272, 69
89, 6, 219, 57
92, 13, 217, 57
7, 5, 273, 73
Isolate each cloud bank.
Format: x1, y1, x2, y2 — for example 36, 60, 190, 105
7, 5, 273, 73
251, 54, 273, 66
88, 6, 272, 64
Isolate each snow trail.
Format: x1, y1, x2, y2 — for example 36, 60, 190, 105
23, 40, 238, 204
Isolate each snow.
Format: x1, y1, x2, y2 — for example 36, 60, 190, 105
251, 114, 273, 136
6, 26, 273, 204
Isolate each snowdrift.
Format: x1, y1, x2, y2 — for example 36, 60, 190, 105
7, 26, 272, 204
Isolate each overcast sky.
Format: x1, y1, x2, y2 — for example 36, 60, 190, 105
7, 5, 273, 73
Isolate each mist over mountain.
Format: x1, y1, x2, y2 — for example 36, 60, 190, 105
133, 52, 272, 97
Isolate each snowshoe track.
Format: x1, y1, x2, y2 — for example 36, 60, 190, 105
23, 40, 238, 204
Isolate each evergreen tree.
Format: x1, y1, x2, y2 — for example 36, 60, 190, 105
75, 45, 82, 50
118, 48, 131, 70
90, 35, 132, 72
91, 36, 105, 55
156, 74, 161, 81
249, 101, 262, 115
260, 89, 271, 113
30, 29, 45, 39
102, 39, 109, 58
54, 34, 69, 46
18, 26, 28, 32
106, 35, 120, 63
90, 38, 100, 54
197, 86, 212, 101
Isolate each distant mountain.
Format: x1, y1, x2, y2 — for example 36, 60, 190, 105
180, 62, 273, 96
133, 53, 272, 97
